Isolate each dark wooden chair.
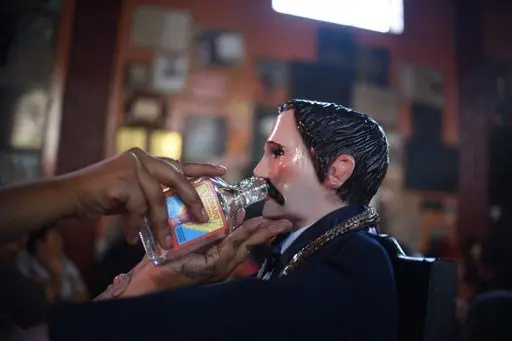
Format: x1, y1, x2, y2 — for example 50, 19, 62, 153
379, 235, 458, 341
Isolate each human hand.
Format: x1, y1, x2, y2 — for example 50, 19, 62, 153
95, 217, 293, 300
67, 148, 226, 249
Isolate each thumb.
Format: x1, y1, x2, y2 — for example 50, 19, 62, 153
244, 219, 293, 248
230, 219, 293, 269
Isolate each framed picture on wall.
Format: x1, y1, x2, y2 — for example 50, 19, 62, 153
130, 5, 166, 50
152, 53, 188, 93
288, 61, 354, 104
316, 25, 356, 71
399, 64, 444, 107
356, 46, 390, 86
182, 115, 227, 163
124, 61, 150, 90
195, 28, 245, 67
124, 91, 167, 127
160, 9, 193, 52
130, 6, 192, 52
255, 57, 288, 103
351, 83, 398, 129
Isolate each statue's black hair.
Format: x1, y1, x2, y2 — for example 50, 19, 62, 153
278, 99, 389, 205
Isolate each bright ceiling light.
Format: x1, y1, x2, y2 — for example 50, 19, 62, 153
272, 0, 404, 34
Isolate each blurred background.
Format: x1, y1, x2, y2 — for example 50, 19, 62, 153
1, 0, 512, 309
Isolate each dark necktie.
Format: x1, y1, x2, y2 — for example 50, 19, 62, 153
261, 232, 291, 278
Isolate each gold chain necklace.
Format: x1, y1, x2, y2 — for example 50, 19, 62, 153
278, 207, 380, 277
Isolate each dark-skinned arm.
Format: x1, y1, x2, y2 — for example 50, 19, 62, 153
0, 148, 226, 246
49, 233, 398, 341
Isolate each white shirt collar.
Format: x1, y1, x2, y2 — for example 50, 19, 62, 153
262, 222, 315, 280
279, 223, 312, 254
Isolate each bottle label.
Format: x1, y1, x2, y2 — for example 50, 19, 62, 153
166, 179, 227, 249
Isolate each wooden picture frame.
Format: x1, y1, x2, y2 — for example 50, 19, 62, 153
124, 61, 150, 90
124, 90, 167, 128
195, 27, 245, 68
152, 53, 189, 93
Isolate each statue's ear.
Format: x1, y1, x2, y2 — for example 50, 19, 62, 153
323, 154, 355, 189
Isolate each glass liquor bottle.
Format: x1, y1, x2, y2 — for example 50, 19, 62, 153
139, 176, 268, 265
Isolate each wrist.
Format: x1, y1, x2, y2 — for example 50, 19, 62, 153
121, 262, 191, 297
94, 261, 156, 301
121, 272, 157, 298
94, 260, 198, 301
52, 174, 83, 220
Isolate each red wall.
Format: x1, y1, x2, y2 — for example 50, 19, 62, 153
50, 0, 512, 299
108, 0, 460, 252
116, 0, 458, 143
60, 0, 472, 281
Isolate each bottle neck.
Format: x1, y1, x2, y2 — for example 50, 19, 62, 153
233, 177, 268, 208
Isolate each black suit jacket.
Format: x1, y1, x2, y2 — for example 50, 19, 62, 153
49, 205, 398, 341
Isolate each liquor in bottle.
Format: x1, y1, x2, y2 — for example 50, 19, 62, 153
139, 176, 268, 265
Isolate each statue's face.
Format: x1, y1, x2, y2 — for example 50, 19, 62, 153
253, 109, 330, 226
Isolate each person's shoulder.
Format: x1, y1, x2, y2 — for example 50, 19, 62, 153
319, 230, 394, 280
327, 229, 389, 260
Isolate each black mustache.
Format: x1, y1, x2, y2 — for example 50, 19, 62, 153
265, 179, 285, 206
